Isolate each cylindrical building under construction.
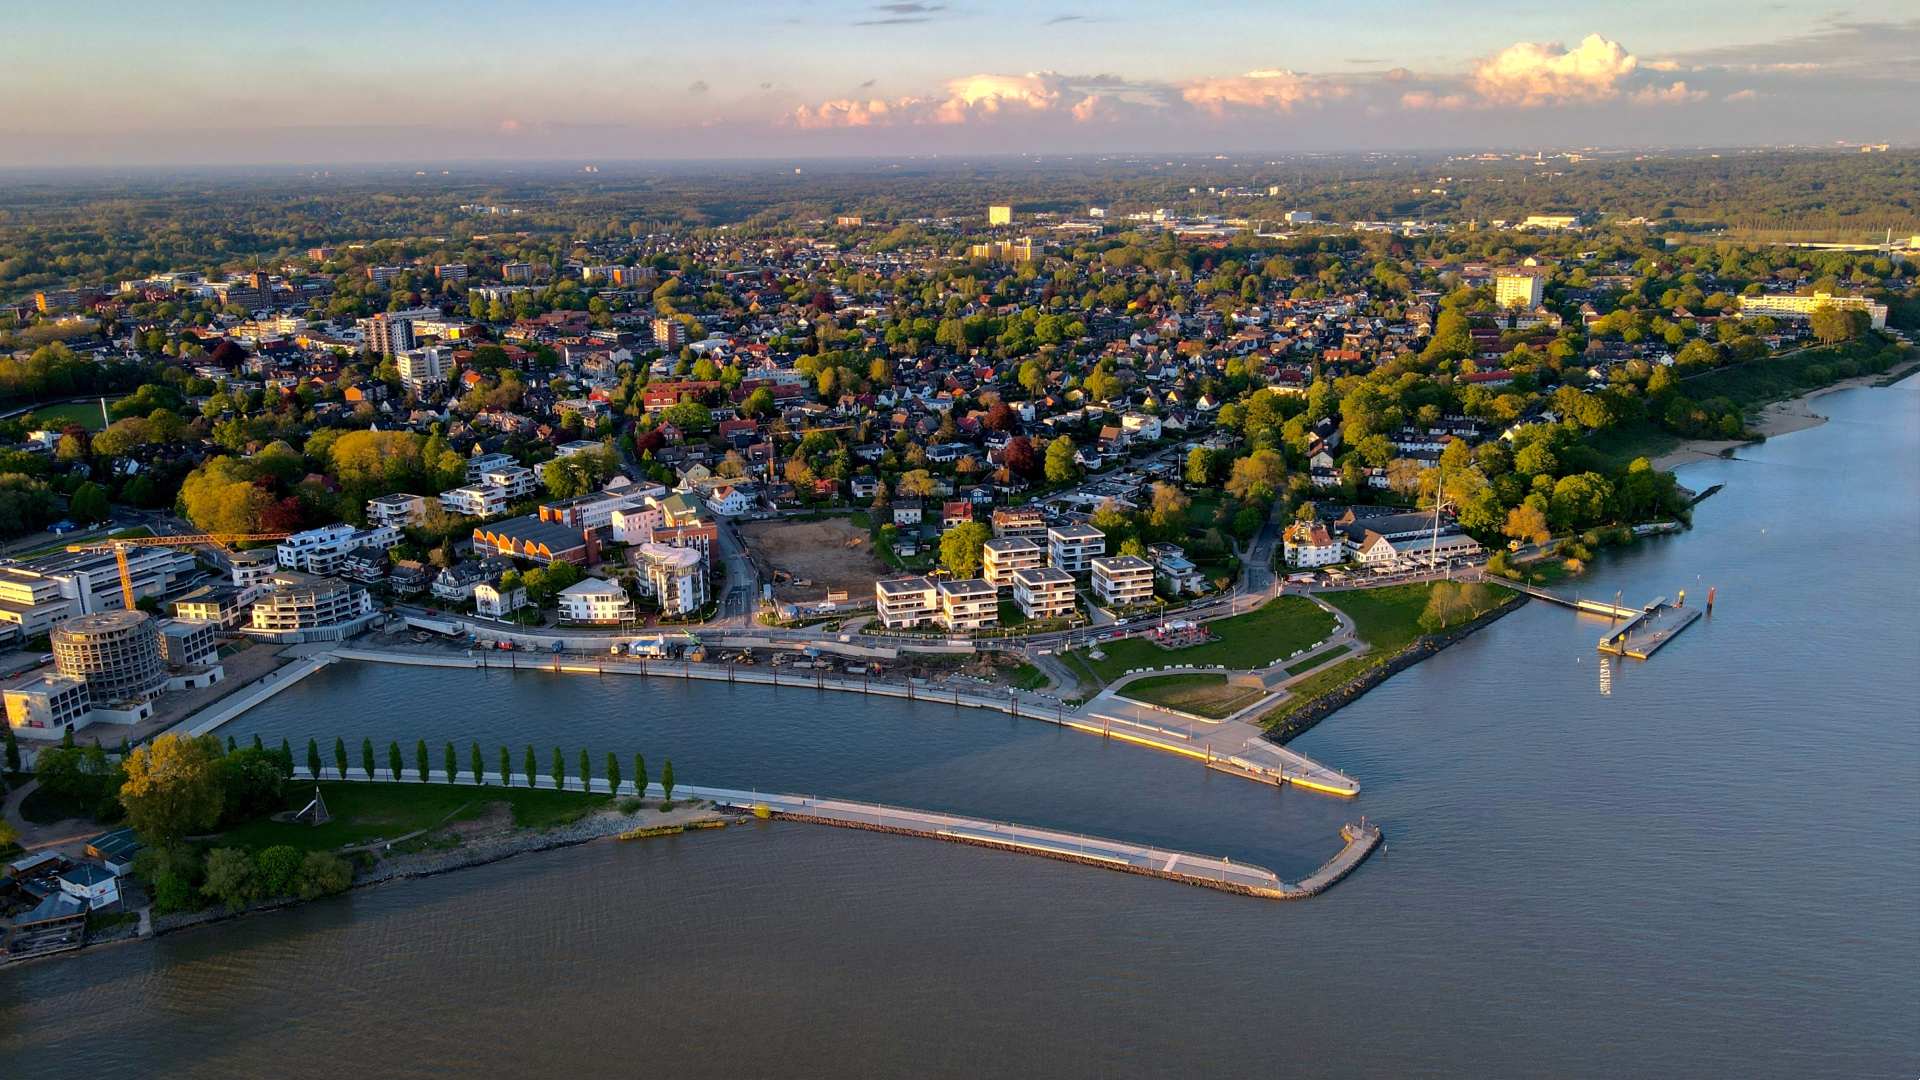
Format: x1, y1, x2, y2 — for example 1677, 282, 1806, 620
53, 609, 165, 705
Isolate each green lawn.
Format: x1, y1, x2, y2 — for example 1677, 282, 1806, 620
21, 399, 118, 432
1322, 582, 1510, 654
1117, 673, 1268, 719
1008, 662, 1048, 690
1074, 595, 1337, 683
1284, 642, 1352, 675
216, 782, 611, 853
1262, 656, 1379, 728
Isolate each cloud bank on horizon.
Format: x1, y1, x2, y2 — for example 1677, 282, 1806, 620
2, 6, 1916, 165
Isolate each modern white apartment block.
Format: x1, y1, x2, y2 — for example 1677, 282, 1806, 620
275, 524, 402, 575
1047, 524, 1106, 574
981, 537, 1044, 589
990, 506, 1048, 540
248, 575, 373, 634
395, 346, 447, 392
557, 577, 636, 625
935, 577, 998, 631
481, 465, 539, 500
635, 543, 708, 617
439, 485, 509, 517
1735, 291, 1889, 330
875, 576, 937, 629
466, 452, 517, 484
366, 492, 429, 528
1091, 555, 1155, 608
1495, 273, 1544, 309
1011, 566, 1076, 622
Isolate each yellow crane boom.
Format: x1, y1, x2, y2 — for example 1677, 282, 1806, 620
66, 532, 292, 611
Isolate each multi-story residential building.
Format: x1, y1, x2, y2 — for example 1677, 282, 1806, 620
395, 347, 447, 392
1146, 543, 1207, 595
466, 452, 517, 483
481, 465, 539, 500
366, 493, 429, 528
875, 576, 937, 629
229, 549, 278, 591
356, 311, 413, 357
981, 537, 1044, 589
538, 486, 656, 532
987, 204, 1014, 225
652, 317, 687, 349
1282, 521, 1344, 567
1048, 524, 1106, 574
171, 585, 249, 629
433, 263, 469, 283
1011, 566, 1076, 622
1495, 273, 1545, 310
440, 485, 509, 517
1735, 291, 1889, 330
502, 261, 535, 283
990, 507, 1047, 540
3, 673, 93, 742
634, 543, 707, 616
1091, 555, 1155, 608
247, 574, 374, 636
557, 577, 636, 625
473, 579, 528, 620
935, 578, 998, 631
366, 265, 404, 286
275, 524, 401, 575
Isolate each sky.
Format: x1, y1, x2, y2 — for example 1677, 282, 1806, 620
3, 1, 1916, 166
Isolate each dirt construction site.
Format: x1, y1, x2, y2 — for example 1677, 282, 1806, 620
738, 517, 891, 602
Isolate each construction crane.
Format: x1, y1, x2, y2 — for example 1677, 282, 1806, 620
65, 532, 292, 611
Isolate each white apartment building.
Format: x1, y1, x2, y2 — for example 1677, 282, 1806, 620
395, 346, 447, 392
1495, 273, 1545, 310
1011, 566, 1076, 622
1048, 524, 1106, 574
990, 507, 1048, 540
473, 581, 528, 620
635, 543, 707, 617
229, 549, 278, 591
275, 524, 401, 575
1735, 291, 1889, 330
557, 577, 635, 625
366, 492, 429, 528
935, 578, 998, 632
466, 452, 517, 484
482, 465, 539, 500
981, 537, 1044, 589
875, 576, 937, 630
248, 576, 374, 635
440, 485, 509, 517
1091, 555, 1155, 608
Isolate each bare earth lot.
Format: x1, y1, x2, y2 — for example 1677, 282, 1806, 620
739, 518, 889, 601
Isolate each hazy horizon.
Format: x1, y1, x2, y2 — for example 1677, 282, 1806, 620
4, 2, 1915, 167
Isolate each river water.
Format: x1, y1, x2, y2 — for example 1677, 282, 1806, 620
4, 380, 1916, 1079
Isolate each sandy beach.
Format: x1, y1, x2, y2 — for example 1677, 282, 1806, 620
1651, 361, 1918, 471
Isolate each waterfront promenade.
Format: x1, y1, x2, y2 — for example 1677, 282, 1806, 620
325, 645, 1362, 796
284, 765, 1380, 900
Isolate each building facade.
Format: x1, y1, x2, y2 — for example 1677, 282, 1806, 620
1091, 555, 1155, 608
1011, 566, 1076, 622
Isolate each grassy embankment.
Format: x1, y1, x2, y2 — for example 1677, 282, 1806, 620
1258, 582, 1514, 729
19, 399, 119, 432
1113, 672, 1269, 719
1081, 595, 1336, 685
217, 782, 612, 854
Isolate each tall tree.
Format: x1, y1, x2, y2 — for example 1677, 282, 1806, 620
362, 738, 375, 780
119, 734, 224, 844
333, 737, 347, 780
660, 760, 675, 804
551, 748, 566, 791
606, 753, 621, 796
306, 739, 321, 780
388, 742, 403, 781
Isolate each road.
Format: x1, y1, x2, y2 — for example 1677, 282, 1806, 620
711, 517, 760, 626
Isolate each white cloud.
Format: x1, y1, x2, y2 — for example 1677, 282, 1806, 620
1179, 70, 1346, 114
790, 96, 923, 129
933, 73, 1064, 123
1400, 90, 1469, 111
1631, 80, 1708, 105
1470, 33, 1639, 106
1725, 88, 1761, 102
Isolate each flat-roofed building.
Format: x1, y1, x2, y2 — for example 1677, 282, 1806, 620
366, 493, 429, 528
276, 524, 401, 575
471, 516, 597, 566
634, 543, 707, 617
981, 537, 1044, 589
990, 506, 1047, 540
248, 573, 374, 636
3, 673, 92, 742
875, 576, 937, 629
1495, 272, 1545, 310
481, 465, 539, 500
1011, 566, 1075, 621
935, 577, 998, 631
1047, 524, 1106, 574
156, 619, 217, 669
53, 610, 165, 706
1735, 290, 1889, 330
466, 452, 516, 483
440, 484, 509, 517
1091, 555, 1155, 608
172, 585, 248, 629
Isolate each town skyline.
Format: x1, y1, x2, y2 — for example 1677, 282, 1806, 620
5, 3, 1917, 166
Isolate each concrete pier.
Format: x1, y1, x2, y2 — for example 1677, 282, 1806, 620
1597, 603, 1703, 659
